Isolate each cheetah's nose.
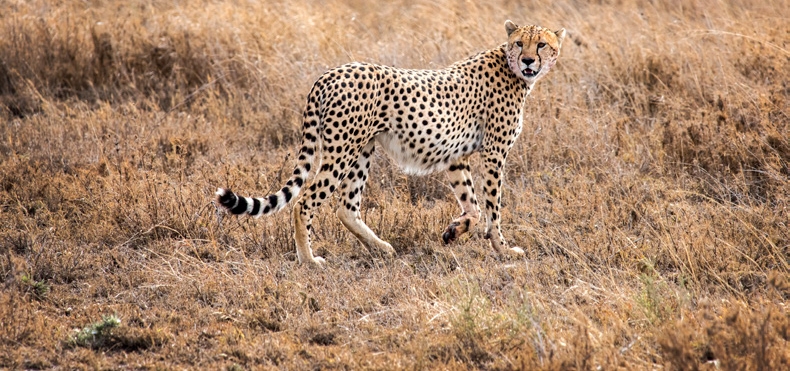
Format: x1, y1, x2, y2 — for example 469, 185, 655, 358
521, 57, 535, 66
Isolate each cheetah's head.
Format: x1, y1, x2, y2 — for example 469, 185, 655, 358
504, 21, 565, 82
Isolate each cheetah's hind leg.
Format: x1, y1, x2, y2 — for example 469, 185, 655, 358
291, 147, 362, 267
336, 141, 396, 259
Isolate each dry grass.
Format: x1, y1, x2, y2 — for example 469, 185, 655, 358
1, 0, 788, 369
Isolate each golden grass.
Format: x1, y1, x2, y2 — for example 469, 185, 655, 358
1, 0, 788, 369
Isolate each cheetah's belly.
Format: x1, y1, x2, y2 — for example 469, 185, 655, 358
374, 129, 482, 176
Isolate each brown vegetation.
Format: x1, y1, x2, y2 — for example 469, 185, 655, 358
1, 0, 788, 369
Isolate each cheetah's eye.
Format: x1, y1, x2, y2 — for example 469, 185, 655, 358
537, 42, 546, 49
515, 41, 523, 47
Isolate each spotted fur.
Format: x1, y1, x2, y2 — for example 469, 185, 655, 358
216, 21, 566, 265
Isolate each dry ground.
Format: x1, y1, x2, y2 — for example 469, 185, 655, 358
1, 0, 788, 369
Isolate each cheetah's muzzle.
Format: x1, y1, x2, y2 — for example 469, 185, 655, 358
522, 67, 539, 77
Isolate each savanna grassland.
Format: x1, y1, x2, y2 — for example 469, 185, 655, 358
1, 0, 788, 369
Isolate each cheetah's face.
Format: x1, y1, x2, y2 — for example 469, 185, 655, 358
504, 21, 565, 82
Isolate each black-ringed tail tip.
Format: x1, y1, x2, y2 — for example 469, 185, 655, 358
215, 188, 241, 213
215, 188, 271, 216
215, 183, 300, 217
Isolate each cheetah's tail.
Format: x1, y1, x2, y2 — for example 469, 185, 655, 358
214, 83, 322, 217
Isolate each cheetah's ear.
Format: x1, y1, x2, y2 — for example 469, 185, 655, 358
555, 28, 567, 48
505, 20, 519, 36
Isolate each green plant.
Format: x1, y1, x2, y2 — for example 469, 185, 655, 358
69, 315, 121, 348
20, 274, 49, 300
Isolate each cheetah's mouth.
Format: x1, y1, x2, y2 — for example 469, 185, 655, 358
522, 68, 539, 78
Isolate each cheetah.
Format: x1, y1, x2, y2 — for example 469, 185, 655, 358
216, 21, 566, 266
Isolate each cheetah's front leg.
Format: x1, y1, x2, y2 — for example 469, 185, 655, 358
481, 151, 524, 256
442, 158, 480, 244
